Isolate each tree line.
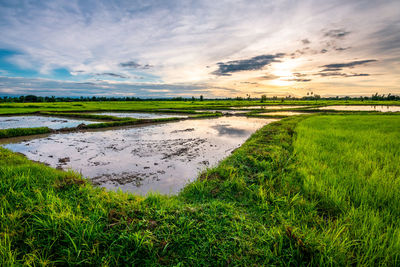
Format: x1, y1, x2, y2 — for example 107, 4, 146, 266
0, 93, 398, 103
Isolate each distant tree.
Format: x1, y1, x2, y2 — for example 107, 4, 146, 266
191, 96, 195, 102
260, 95, 267, 103
25, 95, 38, 102
200, 95, 204, 101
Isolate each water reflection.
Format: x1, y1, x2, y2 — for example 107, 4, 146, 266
3, 116, 276, 195
0, 115, 101, 129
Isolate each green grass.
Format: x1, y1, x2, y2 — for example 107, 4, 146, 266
0, 127, 52, 139
1, 99, 399, 115
294, 115, 400, 265
0, 113, 399, 265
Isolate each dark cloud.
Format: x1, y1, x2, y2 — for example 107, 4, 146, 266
301, 39, 310, 45
240, 81, 258, 85
317, 72, 370, 77
258, 74, 280, 80
293, 72, 308, 77
212, 53, 284, 76
324, 29, 351, 39
120, 61, 152, 69
335, 47, 351, 51
321, 59, 377, 71
286, 78, 312, 82
97, 72, 129, 79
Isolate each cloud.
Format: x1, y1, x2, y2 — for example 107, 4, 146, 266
96, 73, 129, 79
258, 74, 280, 80
120, 61, 152, 69
293, 72, 308, 77
317, 72, 370, 77
212, 53, 284, 76
321, 59, 377, 70
324, 29, 351, 39
0, 0, 399, 96
0, 76, 239, 97
335, 47, 351, 51
286, 78, 312, 82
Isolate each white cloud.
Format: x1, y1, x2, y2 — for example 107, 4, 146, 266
0, 0, 399, 96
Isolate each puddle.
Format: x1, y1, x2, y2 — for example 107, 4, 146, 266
230, 105, 308, 109
0, 115, 101, 130
259, 111, 307, 116
92, 112, 189, 119
316, 105, 400, 112
3, 117, 275, 195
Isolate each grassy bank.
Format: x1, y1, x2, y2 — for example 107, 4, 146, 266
1, 114, 399, 265
0, 127, 52, 139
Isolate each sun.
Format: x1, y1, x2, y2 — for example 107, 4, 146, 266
269, 59, 302, 86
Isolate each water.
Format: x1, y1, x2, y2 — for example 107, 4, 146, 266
92, 112, 189, 119
259, 111, 306, 116
0, 115, 101, 129
230, 105, 307, 109
316, 105, 400, 112
3, 117, 275, 195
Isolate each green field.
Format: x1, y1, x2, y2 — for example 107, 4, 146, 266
1, 102, 400, 265
1, 99, 400, 115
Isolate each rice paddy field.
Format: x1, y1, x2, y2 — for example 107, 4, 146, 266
1, 100, 400, 265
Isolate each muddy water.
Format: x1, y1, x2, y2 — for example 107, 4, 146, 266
3, 117, 275, 195
230, 105, 307, 109
92, 112, 189, 119
0, 115, 101, 129
316, 105, 400, 112
259, 111, 307, 116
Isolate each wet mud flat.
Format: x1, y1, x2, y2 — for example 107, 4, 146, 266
316, 105, 400, 112
91, 112, 189, 119
0, 115, 101, 129
3, 117, 276, 195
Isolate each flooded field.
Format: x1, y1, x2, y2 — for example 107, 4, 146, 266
316, 105, 400, 112
0, 115, 101, 129
231, 105, 307, 109
259, 111, 307, 116
3, 116, 275, 195
92, 112, 189, 119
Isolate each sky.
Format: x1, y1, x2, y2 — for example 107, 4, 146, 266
0, 0, 399, 98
